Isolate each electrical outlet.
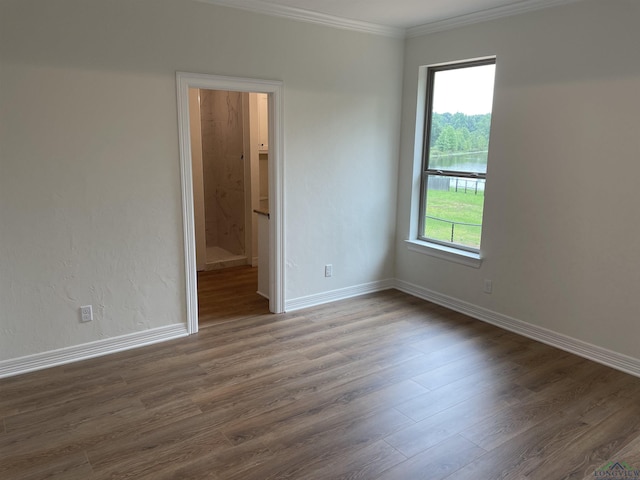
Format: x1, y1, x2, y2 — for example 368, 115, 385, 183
324, 264, 333, 277
483, 279, 493, 294
80, 305, 93, 322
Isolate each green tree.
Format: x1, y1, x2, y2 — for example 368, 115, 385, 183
435, 125, 458, 152
429, 115, 442, 148
430, 112, 491, 153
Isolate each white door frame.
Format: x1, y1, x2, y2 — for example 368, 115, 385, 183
176, 72, 285, 334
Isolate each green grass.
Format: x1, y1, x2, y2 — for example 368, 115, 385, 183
423, 188, 485, 248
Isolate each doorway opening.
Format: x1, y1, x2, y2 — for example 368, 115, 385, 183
189, 88, 270, 326
189, 89, 268, 272
176, 73, 284, 335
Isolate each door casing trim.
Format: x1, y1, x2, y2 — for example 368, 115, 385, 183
176, 72, 285, 334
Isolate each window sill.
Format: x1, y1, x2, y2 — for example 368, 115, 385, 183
405, 239, 482, 268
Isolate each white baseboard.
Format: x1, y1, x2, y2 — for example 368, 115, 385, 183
5, 280, 639, 380
395, 279, 640, 378
0, 324, 189, 379
285, 278, 395, 312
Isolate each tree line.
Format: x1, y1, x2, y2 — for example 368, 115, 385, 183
430, 112, 491, 154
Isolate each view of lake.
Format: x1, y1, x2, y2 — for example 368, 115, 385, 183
428, 150, 488, 174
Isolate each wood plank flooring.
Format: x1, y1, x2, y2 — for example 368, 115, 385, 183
197, 266, 269, 327
2, 279, 640, 479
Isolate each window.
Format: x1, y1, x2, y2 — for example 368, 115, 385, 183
419, 58, 496, 254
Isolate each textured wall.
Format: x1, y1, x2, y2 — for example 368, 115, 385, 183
396, 0, 640, 360
0, 0, 403, 361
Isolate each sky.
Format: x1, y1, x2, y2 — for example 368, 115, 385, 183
432, 64, 495, 115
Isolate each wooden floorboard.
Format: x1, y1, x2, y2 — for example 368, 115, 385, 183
197, 266, 269, 327
2, 270, 640, 479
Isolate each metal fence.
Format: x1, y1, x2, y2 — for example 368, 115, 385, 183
428, 176, 485, 194
425, 215, 481, 243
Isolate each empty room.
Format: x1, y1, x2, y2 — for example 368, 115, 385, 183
1, 0, 640, 478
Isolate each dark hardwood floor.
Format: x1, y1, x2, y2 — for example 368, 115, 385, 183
2, 277, 640, 479
197, 266, 269, 327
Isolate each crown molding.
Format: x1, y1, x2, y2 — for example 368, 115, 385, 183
406, 0, 584, 38
194, 0, 405, 38
195, 0, 584, 40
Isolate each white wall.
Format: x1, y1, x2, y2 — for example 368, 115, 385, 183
396, 0, 640, 360
0, 0, 403, 362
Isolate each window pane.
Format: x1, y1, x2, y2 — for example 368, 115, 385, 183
427, 64, 495, 175
428, 150, 488, 174
423, 174, 485, 249
420, 60, 495, 251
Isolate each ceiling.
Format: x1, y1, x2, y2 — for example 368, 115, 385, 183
198, 0, 581, 37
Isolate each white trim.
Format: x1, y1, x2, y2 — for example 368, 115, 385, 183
285, 279, 395, 312
0, 324, 188, 379
267, 87, 286, 314
176, 75, 199, 334
5, 279, 639, 380
195, 0, 583, 39
176, 72, 286, 336
405, 239, 482, 268
407, 0, 584, 38
395, 279, 640, 379
194, 0, 404, 38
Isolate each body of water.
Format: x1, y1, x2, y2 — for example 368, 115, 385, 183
429, 150, 488, 174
